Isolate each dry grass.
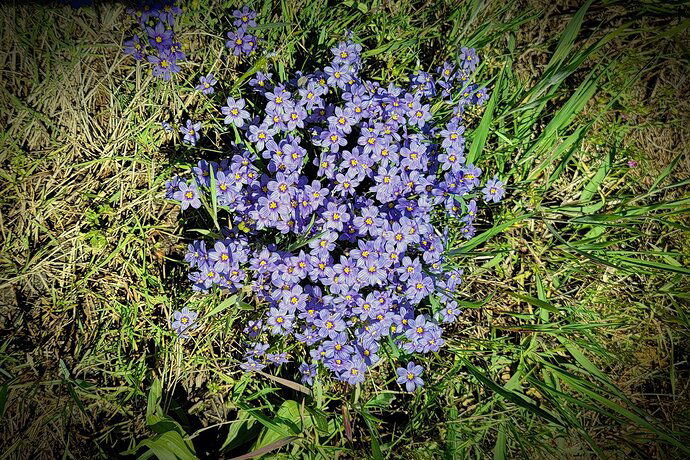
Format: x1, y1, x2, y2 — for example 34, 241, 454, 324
1, 1, 689, 458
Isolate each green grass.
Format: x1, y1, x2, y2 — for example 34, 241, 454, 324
1, 0, 689, 458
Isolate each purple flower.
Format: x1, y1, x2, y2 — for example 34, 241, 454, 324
248, 123, 274, 151
165, 176, 181, 199
147, 53, 180, 81
185, 240, 209, 269
407, 102, 431, 128
473, 87, 489, 105
299, 362, 317, 385
209, 241, 233, 273
241, 358, 266, 372
123, 35, 144, 60
246, 343, 269, 359
158, 2, 182, 25
343, 355, 367, 385
396, 361, 424, 392
244, 319, 263, 338
407, 274, 434, 302
460, 223, 476, 239
320, 128, 347, 153
233, 6, 258, 28
173, 182, 202, 210
226, 27, 257, 56
147, 22, 174, 50
459, 47, 479, 72
314, 310, 346, 339
265, 86, 292, 115
180, 119, 202, 146
299, 82, 325, 110
440, 300, 461, 323
282, 284, 308, 311
322, 202, 350, 232
267, 308, 294, 334
249, 71, 273, 93
482, 176, 505, 203
171, 307, 198, 338
196, 73, 217, 95
266, 352, 290, 365
222, 97, 251, 128
324, 63, 351, 89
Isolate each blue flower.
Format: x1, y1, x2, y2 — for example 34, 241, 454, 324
482, 176, 505, 203
171, 307, 198, 338
196, 73, 217, 95
179, 119, 201, 146
299, 362, 317, 384
396, 361, 424, 392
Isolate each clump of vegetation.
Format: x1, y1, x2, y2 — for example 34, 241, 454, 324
1, 0, 688, 459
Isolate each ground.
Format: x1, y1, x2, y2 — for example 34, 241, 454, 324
1, 0, 689, 458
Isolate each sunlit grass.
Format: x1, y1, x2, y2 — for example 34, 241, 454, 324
1, 0, 689, 458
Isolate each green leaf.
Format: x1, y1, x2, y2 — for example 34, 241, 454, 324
208, 164, 219, 230
136, 431, 198, 460
146, 378, 163, 423
580, 145, 614, 202
461, 358, 565, 427
220, 410, 258, 452
0, 383, 8, 418
509, 293, 561, 314
467, 65, 505, 164
253, 399, 306, 449
207, 295, 238, 317
364, 392, 396, 410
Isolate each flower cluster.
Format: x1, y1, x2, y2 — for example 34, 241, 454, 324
123, 1, 185, 81
225, 6, 260, 57
166, 38, 504, 391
